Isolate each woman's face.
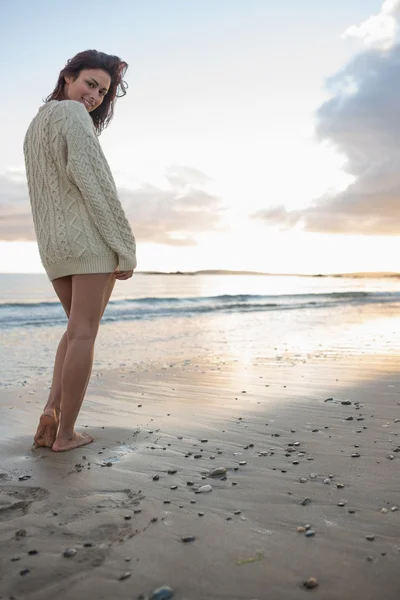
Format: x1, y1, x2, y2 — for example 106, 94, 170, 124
64, 68, 111, 112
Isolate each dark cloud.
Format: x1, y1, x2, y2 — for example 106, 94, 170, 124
0, 167, 225, 244
254, 25, 400, 235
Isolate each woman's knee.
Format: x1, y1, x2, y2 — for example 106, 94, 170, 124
67, 320, 99, 343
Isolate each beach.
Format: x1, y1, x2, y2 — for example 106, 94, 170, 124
1, 274, 400, 599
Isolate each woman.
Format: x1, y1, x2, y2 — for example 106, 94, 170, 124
23, 50, 137, 452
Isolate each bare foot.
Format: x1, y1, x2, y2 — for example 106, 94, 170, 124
52, 432, 93, 452
33, 412, 59, 448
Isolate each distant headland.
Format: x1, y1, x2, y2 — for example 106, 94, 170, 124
135, 270, 400, 278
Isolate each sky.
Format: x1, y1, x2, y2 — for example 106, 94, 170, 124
1, 0, 399, 274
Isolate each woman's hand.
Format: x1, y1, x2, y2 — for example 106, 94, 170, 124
114, 269, 134, 280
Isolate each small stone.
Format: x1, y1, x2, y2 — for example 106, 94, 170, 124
351, 453, 360, 458
341, 400, 351, 405
181, 536, 195, 543
150, 585, 174, 600
200, 439, 208, 443
118, 571, 132, 581
303, 577, 318, 589
164, 500, 171, 504
297, 526, 306, 533
106, 462, 113, 467
391, 506, 399, 512
170, 485, 178, 490
239, 461, 247, 466
381, 508, 388, 514
167, 469, 177, 475
336, 483, 344, 489
300, 497, 312, 506
310, 473, 317, 479
209, 467, 227, 478
366, 535, 375, 541
299, 478, 308, 484
323, 478, 331, 485
197, 485, 212, 493
234, 510, 242, 515
63, 548, 77, 558
305, 529, 316, 537
20, 568, 30, 576
194, 454, 202, 459
198, 512, 205, 517
153, 475, 160, 481
338, 501, 347, 507
312, 429, 319, 433
186, 481, 194, 486
28, 550, 38, 555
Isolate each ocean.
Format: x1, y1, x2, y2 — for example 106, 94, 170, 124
2, 272, 400, 388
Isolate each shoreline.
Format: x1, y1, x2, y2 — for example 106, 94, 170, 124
1, 353, 400, 599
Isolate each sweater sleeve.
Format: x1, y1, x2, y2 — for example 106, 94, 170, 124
56, 100, 137, 271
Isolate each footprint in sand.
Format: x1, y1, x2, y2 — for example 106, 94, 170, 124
0, 486, 49, 522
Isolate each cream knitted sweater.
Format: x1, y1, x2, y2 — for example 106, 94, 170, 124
24, 100, 137, 281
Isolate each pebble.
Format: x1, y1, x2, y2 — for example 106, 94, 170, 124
167, 469, 177, 475
300, 497, 312, 506
305, 530, 316, 537
297, 526, 306, 533
181, 536, 195, 543
336, 483, 344, 489
310, 473, 317, 479
341, 400, 351, 405
234, 510, 242, 515
366, 535, 375, 541
197, 485, 212, 493
19, 569, 30, 576
323, 478, 331, 485
63, 548, 77, 558
351, 453, 361, 458
209, 467, 227, 478
303, 577, 319, 589
299, 478, 308, 483
152, 475, 160, 481
392, 506, 399, 512
118, 571, 132, 581
381, 508, 388, 514
337, 501, 347, 507
106, 462, 113, 467
239, 461, 247, 466
150, 585, 174, 600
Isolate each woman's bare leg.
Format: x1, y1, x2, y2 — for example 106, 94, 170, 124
52, 273, 115, 452
34, 276, 72, 447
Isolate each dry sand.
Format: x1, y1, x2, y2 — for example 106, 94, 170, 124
1, 353, 400, 600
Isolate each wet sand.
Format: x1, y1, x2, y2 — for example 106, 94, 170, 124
0, 354, 400, 599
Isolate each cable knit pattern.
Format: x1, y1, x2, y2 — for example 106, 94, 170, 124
23, 100, 137, 281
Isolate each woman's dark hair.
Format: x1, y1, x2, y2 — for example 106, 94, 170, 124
45, 49, 128, 134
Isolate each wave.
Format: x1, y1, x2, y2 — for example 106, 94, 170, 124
1, 291, 399, 329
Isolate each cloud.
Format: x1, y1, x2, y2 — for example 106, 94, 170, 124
0, 166, 225, 244
343, 0, 400, 49
254, 2, 400, 236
